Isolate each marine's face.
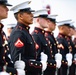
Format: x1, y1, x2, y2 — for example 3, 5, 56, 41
69, 28, 75, 36
39, 17, 48, 28
63, 26, 70, 35
20, 12, 33, 25
0, 5, 9, 20
47, 19, 56, 31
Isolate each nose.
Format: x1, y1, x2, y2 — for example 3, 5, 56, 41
30, 13, 33, 17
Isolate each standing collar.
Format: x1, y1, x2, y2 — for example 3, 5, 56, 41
17, 22, 30, 31
34, 27, 45, 34
45, 31, 53, 35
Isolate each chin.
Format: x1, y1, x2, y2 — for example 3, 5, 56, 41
30, 22, 33, 24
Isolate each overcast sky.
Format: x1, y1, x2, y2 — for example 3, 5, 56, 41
6, 0, 76, 22
2, 0, 76, 36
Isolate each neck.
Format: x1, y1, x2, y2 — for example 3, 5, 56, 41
35, 23, 44, 30
18, 20, 29, 26
44, 28, 52, 32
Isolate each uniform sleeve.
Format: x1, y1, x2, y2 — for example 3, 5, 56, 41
9, 31, 26, 63
32, 34, 42, 60
57, 37, 65, 59
46, 36, 58, 56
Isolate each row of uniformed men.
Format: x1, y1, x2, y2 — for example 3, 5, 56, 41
0, 0, 76, 75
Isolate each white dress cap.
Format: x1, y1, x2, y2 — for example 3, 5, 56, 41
56, 19, 72, 26
47, 15, 58, 19
10, 1, 31, 13
33, 9, 49, 17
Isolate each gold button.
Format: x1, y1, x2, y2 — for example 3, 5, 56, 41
56, 41, 58, 44
50, 63, 52, 65
62, 61, 64, 63
42, 31, 44, 33
31, 63, 33, 65
35, 63, 37, 65
54, 64, 56, 66
50, 46, 52, 48
5, 50, 7, 53
40, 64, 42, 66
3, 56, 5, 59
68, 42, 70, 44
52, 55, 53, 57
6, 62, 8, 65
54, 43, 56, 45
30, 42, 32, 44
51, 51, 52, 53
45, 44, 48, 46
9, 72, 12, 75
65, 36, 67, 38
26, 27, 28, 29
65, 62, 68, 64
48, 41, 50, 44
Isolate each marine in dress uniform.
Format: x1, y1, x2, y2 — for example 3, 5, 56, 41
73, 36, 76, 75
57, 20, 73, 75
8, 1, 42, 75
31, 9, 57, 75
0, 0, 19, 75
44, 15, 62, 75
68, 25, 76, 75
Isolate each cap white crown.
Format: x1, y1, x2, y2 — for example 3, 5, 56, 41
47, 15, 58, 19
56, 19, 72, 26
10, 1, 31, 13
33, 9, 49, 17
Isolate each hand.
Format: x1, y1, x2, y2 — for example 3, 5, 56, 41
40, 52, 48, 71
0, 72, 10, 75
66, 53, 72, 66
56, 60, 61, 68
66, 53, 73, 60
14, 60, 25, 70
55, 53, 62, 60
17, 69, 25, 75
40, 61, 47, 71
67, 59, 72, 66
41, 52, 48, 61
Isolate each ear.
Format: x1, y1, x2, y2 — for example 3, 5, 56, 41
18, 13, 23, 19
37, 18, 39, 22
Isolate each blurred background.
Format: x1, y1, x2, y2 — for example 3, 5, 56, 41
2, 0, 76, 37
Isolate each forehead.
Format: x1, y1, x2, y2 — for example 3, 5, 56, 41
63, 26, 70, 29
0, 4, 7, 8
39, 17, 48, 21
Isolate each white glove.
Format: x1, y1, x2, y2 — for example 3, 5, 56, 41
67, 59, 72, 66
41, 52, 48, 61
55, 60, 61, 68
14, 60, 25, 70
66, 53, 73, 60
55, 53, 62, 61
40, 61, 47, 72
0, 72, 10, 75
66, 53, 73, 66
17, 69, 25, 75
40, 52, 48, 71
